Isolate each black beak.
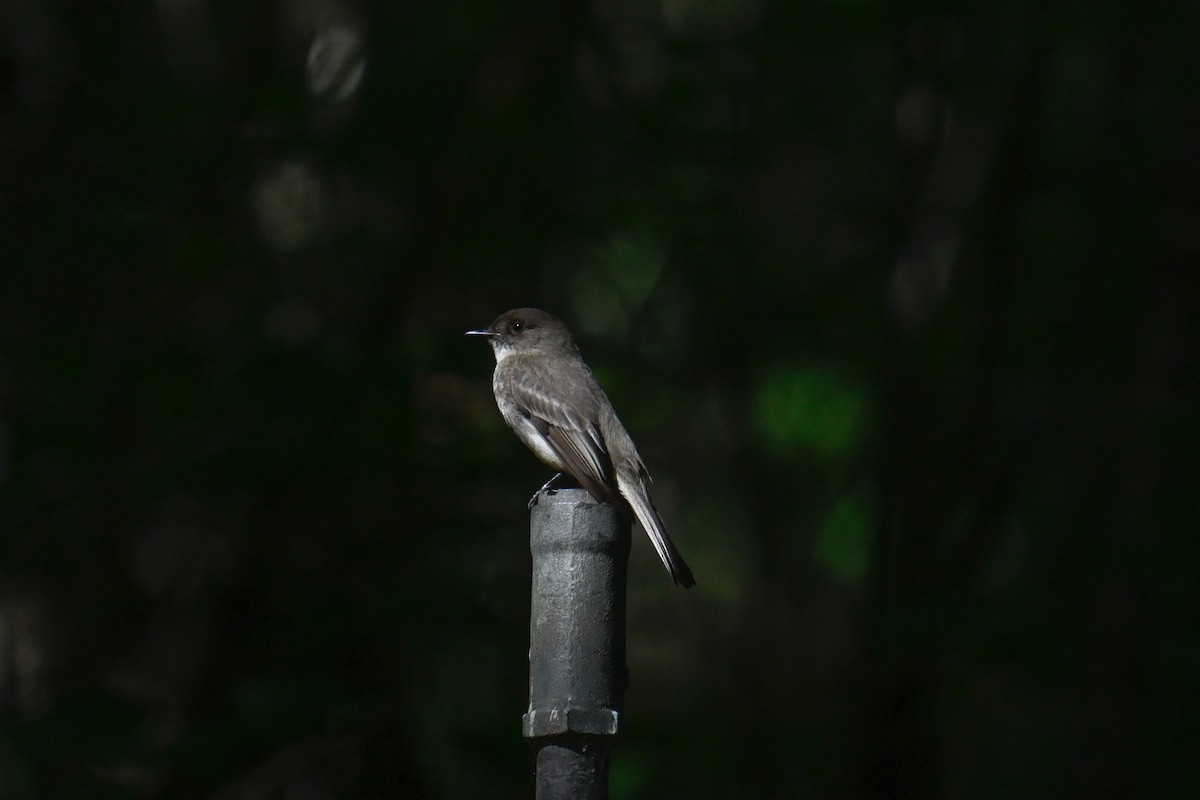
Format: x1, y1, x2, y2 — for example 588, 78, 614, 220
465, 329, 496, 338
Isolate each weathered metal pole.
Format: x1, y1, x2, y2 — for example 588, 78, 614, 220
523, 488, 629, 800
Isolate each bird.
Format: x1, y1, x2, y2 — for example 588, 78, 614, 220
467, 308, 695, 588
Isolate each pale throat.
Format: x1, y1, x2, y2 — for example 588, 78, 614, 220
492, 342, 518, 363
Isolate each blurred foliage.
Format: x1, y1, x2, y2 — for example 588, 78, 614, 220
815, 495, 871, 584
1, 0, 1198, 798
754, 365, 868, 462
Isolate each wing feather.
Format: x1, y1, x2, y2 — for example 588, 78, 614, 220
507, 359, 619, 503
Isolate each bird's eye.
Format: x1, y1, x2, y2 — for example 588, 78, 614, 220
510, 320, 525, 334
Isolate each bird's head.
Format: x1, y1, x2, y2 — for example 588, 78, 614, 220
466, 308, 575, 361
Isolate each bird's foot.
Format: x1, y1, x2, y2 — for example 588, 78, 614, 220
527, 473, 565, 510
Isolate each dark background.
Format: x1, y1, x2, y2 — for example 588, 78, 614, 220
2, 1, 1197, 798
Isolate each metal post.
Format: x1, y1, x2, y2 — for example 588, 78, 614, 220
523, 489, 629, 800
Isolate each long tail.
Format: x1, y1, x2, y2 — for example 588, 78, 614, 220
618, 474, 695, 588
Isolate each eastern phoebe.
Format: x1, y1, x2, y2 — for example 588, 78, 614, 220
467, 308, 695, 588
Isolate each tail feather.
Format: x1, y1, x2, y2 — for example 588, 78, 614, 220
618, 475, 695, 588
